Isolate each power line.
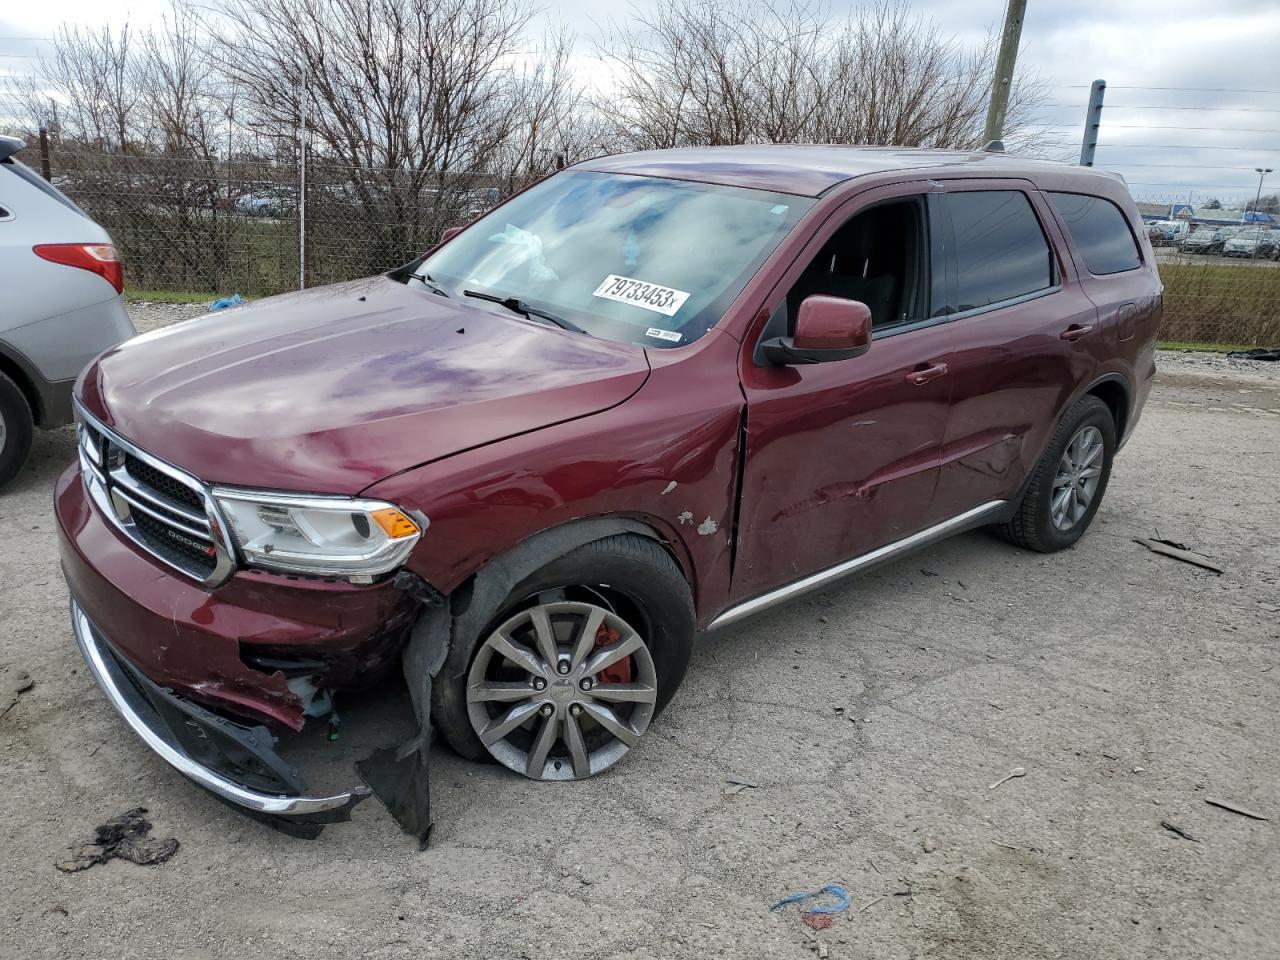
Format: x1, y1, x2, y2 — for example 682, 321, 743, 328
1063, 84, 1280, 95
1095, 144, 1280, 151
1042, 123, 1280, 134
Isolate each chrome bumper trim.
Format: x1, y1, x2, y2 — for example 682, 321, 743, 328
70, 599, 364, 816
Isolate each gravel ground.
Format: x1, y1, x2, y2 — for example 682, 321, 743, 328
1, 301, 1277, 959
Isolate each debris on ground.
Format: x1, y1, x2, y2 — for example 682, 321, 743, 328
1225, 348, 1280, 362
1205, 797, 1269, 821
724, 775, 758, 795
55, 808, 180, 872
771, 884, 851, 926
1160, 819, 1200, 843
206, 292, 246, 311
859, 895, 885, 912
922, 835, 938, 853
0, 668, 34, 719
988, 766, 1026, 790
1134, 538, 1225, 574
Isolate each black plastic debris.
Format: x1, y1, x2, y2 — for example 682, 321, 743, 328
1225, 348, 1280, 362
56, 807, 179, 872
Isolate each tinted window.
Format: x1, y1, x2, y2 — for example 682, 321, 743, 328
1049, 192, 1141, 275
945, 191, 1053, 311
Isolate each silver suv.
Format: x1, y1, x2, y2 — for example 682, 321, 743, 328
0, 136, 135, 488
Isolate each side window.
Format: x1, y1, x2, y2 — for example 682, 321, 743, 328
785, 197, 929, 332
945, 190, 1054, 312
1048, 192, 1142, 275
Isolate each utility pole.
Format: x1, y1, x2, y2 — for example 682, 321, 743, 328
1250, 167, 1272, 259
37, 125, 51, 181
983, 0, 1028, 145
1078, 79, 1106, 166
298, 63, 309, 291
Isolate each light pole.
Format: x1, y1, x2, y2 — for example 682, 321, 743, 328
1250, 167, 1272, 259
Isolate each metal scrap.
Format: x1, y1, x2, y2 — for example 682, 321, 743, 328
55, 807, 179, 872
1134, 538, 1224, 574
1160, 819, 1200, 842
1205, 797, 1269, 821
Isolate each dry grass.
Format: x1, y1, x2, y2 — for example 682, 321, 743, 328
1158, 260, 1280, 347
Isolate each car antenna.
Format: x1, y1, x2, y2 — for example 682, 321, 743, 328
983, 140, 1005, 153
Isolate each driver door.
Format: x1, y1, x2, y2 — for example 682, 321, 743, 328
731, 184, 953, 603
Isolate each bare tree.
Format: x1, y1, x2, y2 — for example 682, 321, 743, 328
597, 0, 1046, 152
209, 0, 586, 279
17, 3, 241, 290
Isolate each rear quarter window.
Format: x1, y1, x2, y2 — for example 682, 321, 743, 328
1048, 192, 1142, 275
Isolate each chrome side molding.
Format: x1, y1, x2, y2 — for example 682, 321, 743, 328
707, 500, 1006, 630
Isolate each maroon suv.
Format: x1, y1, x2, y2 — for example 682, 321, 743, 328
56, 145, 1161, 838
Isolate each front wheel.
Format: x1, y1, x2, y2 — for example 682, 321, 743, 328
432, 534, 695, 780
995, 395, 1116, 552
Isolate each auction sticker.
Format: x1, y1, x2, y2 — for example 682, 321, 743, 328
592, 274, 691, 317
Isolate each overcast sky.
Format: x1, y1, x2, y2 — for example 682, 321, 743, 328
2, 0, 1278, 205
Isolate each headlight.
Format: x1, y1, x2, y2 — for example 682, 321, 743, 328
212, 489, 423, 581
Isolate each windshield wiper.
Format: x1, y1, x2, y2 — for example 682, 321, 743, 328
462, 289, 587, 335
412, 273, 450, 298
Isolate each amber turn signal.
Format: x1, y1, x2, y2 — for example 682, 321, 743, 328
370, 507, 419, 539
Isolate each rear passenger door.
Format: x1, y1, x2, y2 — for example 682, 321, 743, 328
1045, 191, 1159, 349
926, 181, 1101, 521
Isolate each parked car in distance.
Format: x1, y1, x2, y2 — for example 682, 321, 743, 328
1179, 227, 1228, 255
57, 145, 1162, 837
234, 187, 295, 217
0, 136, 135, 489
1223, 228, 1269, 258
1147, 219, 1189, 245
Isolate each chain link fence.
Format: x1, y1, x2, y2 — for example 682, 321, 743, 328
53, 148, 514, 297
50, 150, 1280, 346
1136, 195, 1279, 346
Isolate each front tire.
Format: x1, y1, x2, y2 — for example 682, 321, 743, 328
996, 395, 1116, 552
432, 534, 695, 778
0, 372, 34, 490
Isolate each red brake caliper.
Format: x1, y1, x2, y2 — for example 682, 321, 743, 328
592, 623, 632, 684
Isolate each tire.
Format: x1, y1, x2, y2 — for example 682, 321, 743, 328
0, 372, 35, 490
995, 395, 1116, 553
432, 533, 696, 774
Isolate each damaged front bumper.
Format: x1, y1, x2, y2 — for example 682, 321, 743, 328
71, 600, 371, 836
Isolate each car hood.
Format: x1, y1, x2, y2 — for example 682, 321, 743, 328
78, 276, 651, 493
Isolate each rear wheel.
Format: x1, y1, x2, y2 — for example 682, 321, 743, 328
996, 395, 1115, 552
432, 534, 695, 779
0, 372, 34, 490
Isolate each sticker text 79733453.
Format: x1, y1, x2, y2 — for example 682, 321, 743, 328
591, 274, 691, 317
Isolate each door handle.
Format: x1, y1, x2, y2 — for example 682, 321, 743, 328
906, 362, 948, 385
1059, 324, 1095, 342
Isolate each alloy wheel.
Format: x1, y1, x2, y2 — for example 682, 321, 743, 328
1051, 425, 1104, 530
466, 599, 657, 781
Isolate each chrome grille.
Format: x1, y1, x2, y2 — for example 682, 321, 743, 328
76, 404, 236, 585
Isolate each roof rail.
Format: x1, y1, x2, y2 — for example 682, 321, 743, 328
0, 136, 25, 162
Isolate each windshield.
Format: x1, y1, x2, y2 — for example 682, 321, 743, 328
417, 171, 812, 348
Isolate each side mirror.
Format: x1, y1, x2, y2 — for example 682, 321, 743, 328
761, 295, 872, 365
439, 225, 464, 244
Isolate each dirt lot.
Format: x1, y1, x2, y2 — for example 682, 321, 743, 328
1, 305, 1278, 960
